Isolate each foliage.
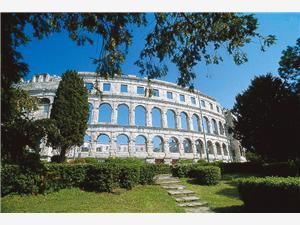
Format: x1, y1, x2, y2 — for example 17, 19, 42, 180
69, 157, 100, 164
43, 163, 89, 193
1, 164, 43, 196
262, 160, 300, 177
136, 13, 275, 87
172, 163, 197, 178
50, 155, 63, 163
237, 176, 300, 212
278, 37, 300, 93
119, 164, 141, 190
245, 151, 264, 163
221, 162, 263, 174
232, 74, 300, 161
139, 164, 156, 185
49, 70, 89, 162
190, 166, 221, 185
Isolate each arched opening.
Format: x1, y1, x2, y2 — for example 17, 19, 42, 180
116, 134, 129, 152
117, 104, 129, 125
98, 103, 112, 123
152, 107, 162, 128
168, 137, 179, 153
183, 138, 192, 153
219, 121, 224, 135
212, 119, 219, 135
135, 135, 147, 152
192, 114, 201, 131
96, 134, 110, 152
216, 142, 222, 155
195, 139, 204, 154
88, 103, 93, 124
222, 143, 228, 156
167, 109, 176, 129
180, 112, 189, 130
135, 105, 146, 126
203, 116, 211, 134
152, 136, 163, 152
39, 98, 50, 114
207, 141, 214, 154
82, 134, 91, 152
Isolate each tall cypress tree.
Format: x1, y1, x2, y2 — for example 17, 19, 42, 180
50, 70, 89, 161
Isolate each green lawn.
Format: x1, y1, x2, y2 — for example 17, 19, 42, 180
181, 173, 257, 213
1, 185, 184, 213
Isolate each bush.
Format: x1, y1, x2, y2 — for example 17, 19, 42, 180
51, 155, 62, 163
139, 164, 156, 185
83, 164, 116, 192
172, 163, 197, 178
262, 161, 299, 177
1, 164, 42, 196
43, 163, 88, 193
237, 176, 300, 212
69, 157, 100, 164
153, 164, 171, 175
190, 166, 221, 185
119, 164, 140, 189
221, 162, 263, 174
177, 159, 194, 164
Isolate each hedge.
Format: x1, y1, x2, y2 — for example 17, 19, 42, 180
190, 166, 221, 185
262, 161, 299, 177
237, 176, 300, 212
1, 158, 171, 196
171, 163, 197, 178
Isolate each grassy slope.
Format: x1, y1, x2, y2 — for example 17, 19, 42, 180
181, 174, 258, 213
1, 185, 184, 213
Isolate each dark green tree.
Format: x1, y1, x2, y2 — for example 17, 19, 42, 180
278, 37, 300, 94
232, 74, 300, 161
49, 70, 89, 162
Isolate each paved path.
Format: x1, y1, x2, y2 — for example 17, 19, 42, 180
155, 174, 212, 213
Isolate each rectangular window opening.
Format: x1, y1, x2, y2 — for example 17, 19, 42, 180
121, 84, 128, 93
103, 83, 111, 92
137, 86, 145, 95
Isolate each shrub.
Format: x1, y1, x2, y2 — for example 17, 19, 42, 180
43, 163, 88, 192
105, 157, 145, 166
190, 166, 221, 185
51, 155, 62, 163
221, 162, 263, 174
262, 161, 299, 177
139, 164, 156, 185
237, 176, 300, 212
119, 164, 140, 189
1, 164, 42, 196
69, 157, 100, 164
177, 159, 194, 164
153, 164, 171, 175
172, 163, 195, 178
83, 164, 116, 192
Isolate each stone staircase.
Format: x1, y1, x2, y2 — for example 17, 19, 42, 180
155, 174, 212, 213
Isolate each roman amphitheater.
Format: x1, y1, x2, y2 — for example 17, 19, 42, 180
19, 72, 246, 164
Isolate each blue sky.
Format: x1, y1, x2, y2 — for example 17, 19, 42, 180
19, 13, 300, 109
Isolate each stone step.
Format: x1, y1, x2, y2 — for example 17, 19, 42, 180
154, 174, 172, 180
178, 201, 208, 207
168, 189, 195, 196
161, 184, 186, 190
175, 196, 200, 202
184, 206, 212, 213
156, 179, 181, 185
